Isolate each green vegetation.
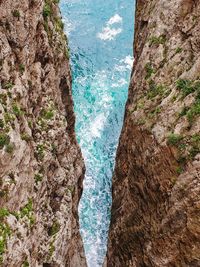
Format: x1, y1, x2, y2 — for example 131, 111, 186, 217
5, 143, 15, 154
55, 17, 64, 32
19, 64, 25, 74
187, 101, 200, 124
3, 82, 14, 90
167, 133, 200, 164
136, 99, 145, 110
176, 166, 184, 175
0, 209, 9, 220
49, 241, 55, 258
43, 2, 52, 18
36, 144, 45, 160
20, 199, 33, 218
20, 199, 35, 226
22, 261, 29, 267
64, 47, 70, 60
21, 133, 32, 142
167, 133, 183, 146
148, 107, 161, 118
179, 106, 190, 117
4, 113, 15, 124
136, 118, 146, 126
12, 10, 20, 18
0, 94, 7, 105
12, 103, 23, 117
147, 80, 165, 99
189, 134, 200, 158
0, 208, 11, 261
41, 108, 54, 120
0, 120, 4, 129
176, 79, 200, 98
175, 47, 182, 54
145, 63, 154, 80
149, 35, 166, 46
0, 133, 10, 149
176, 79, 200, 124
49, 221, 60, 236
0, 223, 11, 260
34, 173, 43, 184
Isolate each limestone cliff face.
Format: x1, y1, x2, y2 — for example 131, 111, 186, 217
106, 0, 200, 266
0, 0, 86, 266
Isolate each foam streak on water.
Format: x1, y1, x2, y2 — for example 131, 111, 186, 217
60, 1, 135, 266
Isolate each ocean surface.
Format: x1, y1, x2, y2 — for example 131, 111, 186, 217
60, 1, 135, 266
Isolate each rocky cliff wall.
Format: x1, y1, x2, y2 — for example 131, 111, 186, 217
106, 0, 200, 266
0, 0, 86, 266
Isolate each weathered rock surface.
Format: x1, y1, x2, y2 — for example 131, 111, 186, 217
106, 0, 200, 266
0, 0, 86, 266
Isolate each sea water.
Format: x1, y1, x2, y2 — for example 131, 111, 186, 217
60, 1, 135, 266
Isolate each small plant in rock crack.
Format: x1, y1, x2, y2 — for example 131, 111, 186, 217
48, 221, 60, 236
147, 80, 165, 99
3, 82, 14, 90
189, 134, 200, 159
0, 208, 11, 261
176, 79, 200, 98
145, 62, 154, 80
0, 133, 10, 149
21, 133, 32, 142
179, 106, 190, 117
43, 3, 52, 18
167, 133, 183, 146
0, 208, 10, 220
19, 64, 25, 74
12, 10, 20, 18
187, 100, 200, 125
149, 35, 166, 46
0, 120, 4, 129
54, 17, 64, 32
36, 144, 45, 160
176, 166, 184, 175
175, 47, 183, 54
34, 173, 43, 184
12, 103, 23, 117
22, 261, 29, 267
0, 94, 7, 106
4, 113, 15, 124
5, 143, 15, 154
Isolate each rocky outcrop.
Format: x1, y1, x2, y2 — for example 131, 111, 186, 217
106, 0, 200, 266
0, 0, 86, 266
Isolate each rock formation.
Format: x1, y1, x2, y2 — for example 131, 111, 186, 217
106, 0, 200, 266
0, 0, 86, 266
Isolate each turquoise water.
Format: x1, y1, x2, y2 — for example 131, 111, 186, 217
60, 1, 135, 266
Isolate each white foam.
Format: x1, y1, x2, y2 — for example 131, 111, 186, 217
107, 14, 122, 25
113, 55, 134, 73
111, 78, 128, 88
97, 14, 123, 41
97, 27, 122, 41
90, 113, 107, 138
63, 17, 75, 35
123, 55, 134, 69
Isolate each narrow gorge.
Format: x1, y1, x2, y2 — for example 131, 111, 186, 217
0, 0, 200, 267
59, 1, 135, 266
